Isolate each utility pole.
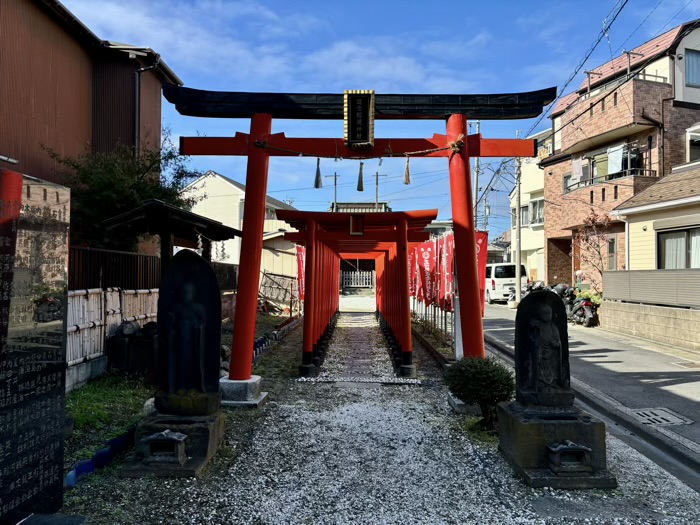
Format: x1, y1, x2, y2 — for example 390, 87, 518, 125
473, 120, 481, 226
515, 130, 522, 305
375, 171, 388, 210
325, 172, 339, 211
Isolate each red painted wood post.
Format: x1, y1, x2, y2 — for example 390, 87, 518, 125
301, 220, 317, 373
397, 219, 412, 361
229, 113, 272, 380
447, 114, 486, 359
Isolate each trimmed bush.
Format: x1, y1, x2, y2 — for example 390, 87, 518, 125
444, 357, 515, 430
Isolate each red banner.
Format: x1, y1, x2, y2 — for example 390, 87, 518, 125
417, 241, 436, 306
408, 247, 416, 297
296, 245, 306, 301
414, 247, 423, 301
439, 234, 454, 311
476, 231, 488, 315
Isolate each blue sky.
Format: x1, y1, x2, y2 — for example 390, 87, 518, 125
64, 0, 700, 236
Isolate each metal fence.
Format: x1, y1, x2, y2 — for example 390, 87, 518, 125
69, 247, 160, 290
603, 269, 700, 309
341, 271, 374, 288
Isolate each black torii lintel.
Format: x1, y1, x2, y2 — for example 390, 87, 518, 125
163, 85, 557, 120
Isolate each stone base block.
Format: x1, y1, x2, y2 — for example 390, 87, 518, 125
399, 365, 416, 378
220, 376, 269, 409
122, 412, 225, 478
498, 401, 617, 490
447, 392, 481, 416
154, 390, 221, 416
299, 364, 318, 377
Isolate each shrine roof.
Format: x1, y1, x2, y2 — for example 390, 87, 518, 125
103, 199, 242, 242
163, 85, 556, 120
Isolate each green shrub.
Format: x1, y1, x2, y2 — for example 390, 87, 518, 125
576, 289, 602, 306
444, 357, 515, 430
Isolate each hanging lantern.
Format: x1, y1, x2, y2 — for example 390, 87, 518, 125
357, 161, 364, 191
314, 158, 322, 189
404, 155, 411, 185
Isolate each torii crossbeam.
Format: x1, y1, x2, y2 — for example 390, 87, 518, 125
165, 85, 556, 381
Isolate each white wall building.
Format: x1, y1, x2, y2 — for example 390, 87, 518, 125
510, 130, 551, 281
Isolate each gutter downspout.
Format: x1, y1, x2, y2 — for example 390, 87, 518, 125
135, 55, 161, 157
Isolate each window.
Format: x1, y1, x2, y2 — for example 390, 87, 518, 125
590, 190, 594, 204
529, 199, 544, 224
26, 186, 31, 199
56, 191, 60, 203
658, 228, 700, 269
601, 97, 605, 112
563, 173, 572, 193
265, 207, 276, 219
511, 208, 516, 227
520, 206, 529, 226
43, 189, 47, 201
613, 92, 618, 107
601, 188, 606, 202
614, 185, 618, 200
607, 237, 617, 270
686, 49, 700, 87
581, 162, 590, 185
589, 104, 593, 118
494, 265, 527, 279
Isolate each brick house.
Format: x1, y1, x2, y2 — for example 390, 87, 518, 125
540, 18, 700, 290
0, 0, 181, 184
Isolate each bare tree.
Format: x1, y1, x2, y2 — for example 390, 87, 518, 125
571, 209, 611, 294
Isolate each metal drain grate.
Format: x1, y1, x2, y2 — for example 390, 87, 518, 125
673, 361, 700, 369
631, 408, 693, 426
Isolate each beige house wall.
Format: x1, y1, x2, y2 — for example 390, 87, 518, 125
262, 236, 297, 277
623, 203, 700, 269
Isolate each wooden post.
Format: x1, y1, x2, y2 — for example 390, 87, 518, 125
229, 113, 272, 380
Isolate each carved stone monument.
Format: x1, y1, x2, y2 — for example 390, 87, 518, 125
498, 290, 617, 489
0, 170, 72, 523
125, 249, 224, 477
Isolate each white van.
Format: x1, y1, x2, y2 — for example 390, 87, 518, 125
485, 263, 528, 304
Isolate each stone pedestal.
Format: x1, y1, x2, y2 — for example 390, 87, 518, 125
122, 412, 225, 478
219, 376, 268, 408
498, 402, 617, 489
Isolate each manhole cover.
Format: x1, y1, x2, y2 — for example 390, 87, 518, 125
672, 361, 700, 369
631, 408, 693, 426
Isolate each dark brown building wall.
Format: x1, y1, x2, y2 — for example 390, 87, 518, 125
546, 238, 572, 285
92, 61, 136, 153
0, 0, 93, 183
139, 70, 162, 152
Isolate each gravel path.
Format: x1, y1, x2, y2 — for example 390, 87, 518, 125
63, 317, 700, 524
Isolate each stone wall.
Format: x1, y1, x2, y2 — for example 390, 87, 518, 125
600, 300, 700, 352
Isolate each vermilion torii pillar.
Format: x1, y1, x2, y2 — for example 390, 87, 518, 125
166, 86, 556, 381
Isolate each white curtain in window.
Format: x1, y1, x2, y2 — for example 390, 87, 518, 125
607, 144, 624, 174
690, 228, 700, 268
687, 50, 700, 86
661, 231, 686, 269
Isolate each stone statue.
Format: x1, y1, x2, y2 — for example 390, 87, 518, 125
166, 281, 207, 393
156, 249, 222, 415
515, 291, 573, 407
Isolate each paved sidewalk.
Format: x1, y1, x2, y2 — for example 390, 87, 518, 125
483, 303, 700, 477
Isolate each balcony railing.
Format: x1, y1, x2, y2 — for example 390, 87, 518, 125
564, 168, 657, 193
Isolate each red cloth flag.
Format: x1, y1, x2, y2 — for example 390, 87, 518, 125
475, 231, 488, 316
418, 241, 436, 306
408, 247, 416, 297
296, 245, 306, 301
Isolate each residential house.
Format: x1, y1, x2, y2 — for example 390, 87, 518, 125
600, 162, 700, 351
541, 18, 700, 289
184, 171, 298, 277
0, 0, 181, 184
510, 130, 551, 281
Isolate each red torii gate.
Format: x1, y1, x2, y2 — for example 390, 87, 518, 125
279, 209, 436, 376
164, 85, 556, 382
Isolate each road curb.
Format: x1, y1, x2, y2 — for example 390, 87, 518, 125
483, 332, 700, 476
411, 328, 452, 369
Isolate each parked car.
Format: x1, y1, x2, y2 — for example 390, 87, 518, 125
485, 263, 528, 304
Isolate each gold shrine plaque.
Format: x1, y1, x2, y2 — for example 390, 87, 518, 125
344, 90, 375, 148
